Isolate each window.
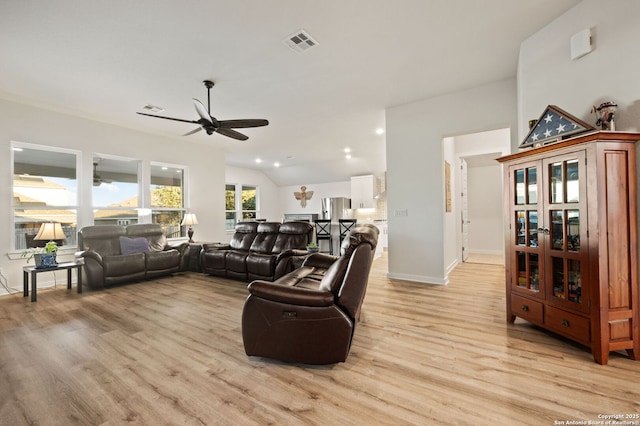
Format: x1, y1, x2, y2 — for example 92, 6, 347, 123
225, 184, 259, 230
12, 144, 79, 250
92, 156, 140, 226
150, 162, 186, 238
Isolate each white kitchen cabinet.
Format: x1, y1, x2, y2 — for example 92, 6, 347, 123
350, 175, 376, 209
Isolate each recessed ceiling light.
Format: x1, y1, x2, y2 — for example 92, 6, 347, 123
345, 154, 352, 159
255, 158, 262, 164
344, 148, 351, 153
375, 128, 384, 135
274, 162, 280, 167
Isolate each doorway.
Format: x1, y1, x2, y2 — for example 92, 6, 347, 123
448, 128, 510, 267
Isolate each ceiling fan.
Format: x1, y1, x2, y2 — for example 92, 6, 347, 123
93, 160, 112, 187
136, 80, 269, 141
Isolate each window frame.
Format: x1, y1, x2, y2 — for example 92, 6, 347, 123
149, 161, 188, 239
91, 154, 142, 227
225, 183, 260, 231
11, 141, 81, 252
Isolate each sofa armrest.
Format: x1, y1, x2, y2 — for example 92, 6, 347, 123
79, 249, 103, 264
248, 280, 335, 307
203, 243, 231, 252
167, 241, 189, 254
302, 253, 338, 269
274, 248, 306, 262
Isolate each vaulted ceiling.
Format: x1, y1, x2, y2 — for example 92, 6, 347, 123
0, 0, 581, 185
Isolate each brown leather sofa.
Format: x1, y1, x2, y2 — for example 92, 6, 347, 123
77, 224, 187, 289
241, 224, 379, 364
200, 221, 313, 282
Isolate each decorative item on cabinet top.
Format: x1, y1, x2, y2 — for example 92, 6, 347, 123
520, 105, 594, 149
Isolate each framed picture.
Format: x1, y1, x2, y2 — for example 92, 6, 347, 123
445, 161, 452, 212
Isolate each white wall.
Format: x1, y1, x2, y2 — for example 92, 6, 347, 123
386, 78, 517, 285
518, 0, 640, 144
278, 181, 351, 219
226, 166, 354, 223
225, 165, 281, 223
443, 137, 457, 275
0, 98, 226, 294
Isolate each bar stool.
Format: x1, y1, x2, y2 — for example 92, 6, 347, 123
314, 219, 333, 255
338, 219, 357, 246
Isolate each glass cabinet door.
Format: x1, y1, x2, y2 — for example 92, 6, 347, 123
543, 153, 589, 312
510, 161, 543, 297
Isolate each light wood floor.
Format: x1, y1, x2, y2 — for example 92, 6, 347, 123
1, 255, 639, 425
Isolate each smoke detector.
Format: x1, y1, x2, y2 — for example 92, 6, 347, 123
283, 30, 319, 53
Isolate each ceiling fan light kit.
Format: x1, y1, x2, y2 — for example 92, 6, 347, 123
136, 80, 268, 141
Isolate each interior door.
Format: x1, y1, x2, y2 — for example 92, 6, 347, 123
460, 158, 469, 262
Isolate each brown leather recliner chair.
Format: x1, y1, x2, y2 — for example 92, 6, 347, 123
241, 224, 379, 364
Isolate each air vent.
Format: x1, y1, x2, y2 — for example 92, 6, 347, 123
283, 30, 319, 53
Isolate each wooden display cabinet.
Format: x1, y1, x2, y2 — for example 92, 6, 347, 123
498, 131, 640, 364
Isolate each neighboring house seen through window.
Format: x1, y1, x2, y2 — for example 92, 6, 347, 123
12, 144, 79, 250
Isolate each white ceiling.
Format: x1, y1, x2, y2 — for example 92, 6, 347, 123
0, 0, 580, 186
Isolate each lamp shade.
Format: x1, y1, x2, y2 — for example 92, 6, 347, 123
181, 213, 198, 226
34, 222, 65, 241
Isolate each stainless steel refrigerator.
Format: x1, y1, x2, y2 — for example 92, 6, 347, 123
321, 197, 353, 221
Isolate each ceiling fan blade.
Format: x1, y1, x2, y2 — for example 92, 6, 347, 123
216, 128, 249, 141
183, 127, 203, 136
137, 112, 198, 124
192, 99, 213, 125
218, 119, 269, 129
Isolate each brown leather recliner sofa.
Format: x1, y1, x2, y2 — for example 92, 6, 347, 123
77, 224, 187, 289
241, 224, 379, 364
200, 221, 313, 282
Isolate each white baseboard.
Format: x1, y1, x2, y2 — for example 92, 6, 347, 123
387, 272, 448, 285
468, 249, 503, 256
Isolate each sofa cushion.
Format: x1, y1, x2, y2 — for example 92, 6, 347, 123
78, 225, 126, 256
103, 253, 146, 277
249, 222, 279, 253
229, 222, 259, 250
272, 222, 312, 253
246, 253, 277, 277
126, 223, 167, 252
226, 251, 250, 274
119, 236, 150, 255
146, 250, 180, 271
318, 256, 350, 294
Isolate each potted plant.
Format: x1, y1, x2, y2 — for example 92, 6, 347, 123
306, 242, 319, 253
22, 241, 59, 268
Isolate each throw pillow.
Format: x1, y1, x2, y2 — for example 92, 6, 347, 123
119, 236, 150, 255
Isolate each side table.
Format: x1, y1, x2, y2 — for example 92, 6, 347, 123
186, 243, 205, 272
23, 261, 83, 302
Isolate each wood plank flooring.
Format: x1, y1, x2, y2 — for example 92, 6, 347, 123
1, 255, 639, 425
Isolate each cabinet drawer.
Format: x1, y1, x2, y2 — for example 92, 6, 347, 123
544, 306, 590, 346
511, 294, 543, 324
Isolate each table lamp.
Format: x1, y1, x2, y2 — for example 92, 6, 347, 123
181, 213, 198, 243
34, 222, 65, 244
34, 222, 65, 267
